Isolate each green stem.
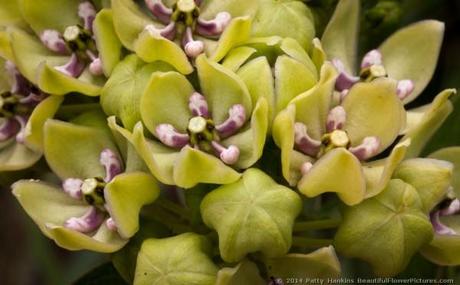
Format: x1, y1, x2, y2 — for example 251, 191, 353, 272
156, 197, 192, 221
292, 236, 333, 248
293, 218, 341, 232
143, 206, 192, 234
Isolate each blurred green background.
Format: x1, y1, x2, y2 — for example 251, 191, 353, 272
1, 0, 460, 284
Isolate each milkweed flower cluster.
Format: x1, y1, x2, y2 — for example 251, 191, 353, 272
1, 0, 459, 283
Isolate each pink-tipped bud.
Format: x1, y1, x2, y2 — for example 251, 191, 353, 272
64, 207, 105, 233
184, 40, 204, 58
396, 79, 415, 100
332, 59, 359, 92
361, 49, 383, 69
348, 136, 380, 161
300, 162, 313, 176
14, 115, 28, 144
440, 199, 460, 216
326, 106, 347, 132
145, 0, 173, 24
40, 30, 68, 54
100, 149, 123, 182
211, 141, 240, 165
145, 22, 176, 40
106, 217, 118, 231
189, 92, 209, 118
89, 58, 104, 76
216, 104, 246, 139
78, 1, 97, 31
62, 178, 83, 199
293, 122, 321, 157
55, 53, 86, 78
430, 211, 457, 235
196, 12, 232, 37
155, 124, 189, 148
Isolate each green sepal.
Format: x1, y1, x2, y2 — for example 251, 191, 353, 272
215, 259, 265, 285
429, 147, 460, 197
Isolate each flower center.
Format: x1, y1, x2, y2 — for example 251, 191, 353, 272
81, 177, 106, 207
187, 116, 217, 152
0, 92, 20, 118
322, 129, 350, 149
172, 0, 199, 26
63, 25, 95, 54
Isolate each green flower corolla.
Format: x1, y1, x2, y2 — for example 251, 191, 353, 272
8, 0, 122, 96
200, 168, 302, 262
273, 62, 405, 205
322, 0, 454, 158
13, 111, 159, 252
221, 36, 322, 123
110, 55, 268, 188
111, 0, 254, 74
0, 58, 62, 171
334, 179, 433, 276
134, 233, 218, 285
215, 259, 265, 285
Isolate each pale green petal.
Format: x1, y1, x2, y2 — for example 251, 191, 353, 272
343, 79, 405, 152
222, 97, 268, 169
140, 71, 194, 133
211, 17, 252, 62
321, 0, 359, 74
0, 141, 41, 171
173, 146, 241, 188
402, 89, 455, 158
380, 20, 445, 103
298, 148, 365, 206
201, 168, 302, 262
200, 0, 259, 19
134, 29, 193, 74
279, 37, 317, 76
196, 55, 252, 124
421, 231, 460, 266
222, 46, 256, 72
310, 38, 326, 71
265, 246, 341, 280
134, 233, 218, 285
93, 9, 123, 76
0, 30, 14, 61
215, 260, 265, 285
0, 0, 25, 26
429, 147, 460, 197
105, 172, 160, 238
363, 139, 410, 198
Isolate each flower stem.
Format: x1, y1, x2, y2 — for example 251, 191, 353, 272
156, 197, 191, 221
291, 236, 334, 249
293, 218, 341, 232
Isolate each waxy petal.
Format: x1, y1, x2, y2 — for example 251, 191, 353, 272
0, 141, 42, 171
210, 17, 251, 62
429, 147, 460, 197
216, 259, 265, 285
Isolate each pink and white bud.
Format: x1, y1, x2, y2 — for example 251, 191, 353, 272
100, 149, 123, 182
396, 79, 415, 100
64, 207, 105, 233
62, 178, 83, 199
332, 59, 359, 92
294, 122, 321, 157
216, 104, 246, 139
184, 40, 204, 58
40, 30, 68, 54
78, 1, 97, 31
326, 106, 347, 132
89, 58, 104, 76
106, 217, 118, 231
361, 49, 383, 69
196, 12, 232, 37
55, 53, 86, 78
189, 92, 209, 118
300, 162, 314, 176
145, 22, 176, 40
14, 115, 28, 144
430, 211, 457, 235
155, 124, 189, 148
348, 136, 380, 161
145, 0, 173, 24
440, 199, 460, 216
211, 141, 240, 165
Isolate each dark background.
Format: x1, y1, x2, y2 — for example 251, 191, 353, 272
1, 1, 460, 284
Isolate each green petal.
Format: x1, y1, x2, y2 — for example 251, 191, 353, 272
251, 0, 315, 50
102, 55, 173, 131
401, 89, 455, 158
222, 46, 256, 72
211, 17, 252, 62
334, 179, 433, 276
421, 233, 460, 266
173, 146, 241, 188
222, 97, 269, 169
321, 0, 360, 74
0, 142, 41, 171
0, 57, 9, 91
298, 148, 365, 206
279, 38, 317, 75
363, 139, 410, 198
290, 62, 337, 140
23, 95, 64, 151
105, 172, 160, 238
380, 20, 445, 103
429, 147, 460, 197
111, 0, 154, 50
197, 55, 252, 124
134, 29, 193, 74
140, 71, 194, 133
200, 0, 259, 19
0, 0, 24, 27
272, 105, 315, 186
310, 38, 326, 72
201, 168, 302, 262
108, 118, 177, 185
46, 223, 128, 253
215, 260, 265, 285
12, 180, 88, 238
93, 9, 123, 76
134, 233, 218, 285
0, 30, 15, 61
44, 117, 118, 179
265, 246, 341, 281
343, 79, 405, 152
394, 158, 453, 213
274, 55, 316, 113
19, 0, 80, 33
